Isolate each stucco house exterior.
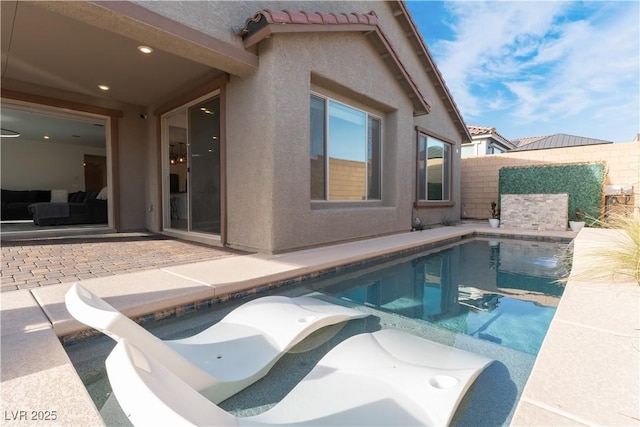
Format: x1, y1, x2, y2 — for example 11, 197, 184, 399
1, 1, 470, 253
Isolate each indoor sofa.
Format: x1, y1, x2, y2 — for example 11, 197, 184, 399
1, 189, 51, 220
2, 189, 107, 225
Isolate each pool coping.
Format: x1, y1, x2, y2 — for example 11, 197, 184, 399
1, 224, 637, 426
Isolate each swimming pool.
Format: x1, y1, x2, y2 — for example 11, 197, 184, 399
65, 236, 569, 426
308, 238, 566, 355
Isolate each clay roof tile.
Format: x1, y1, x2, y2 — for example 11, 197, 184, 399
303, 11, 324, 25
317, 12, 338, 24
332, 13, 349, 24
283, 10, 310, 24
263, 10, 290, 24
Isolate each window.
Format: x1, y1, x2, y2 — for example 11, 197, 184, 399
487, 143, 504, 155
417, 133, 451, 202
461, 144, 476, 158
310, 94, 381, 201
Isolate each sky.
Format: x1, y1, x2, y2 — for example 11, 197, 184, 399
404, 1, 640, 143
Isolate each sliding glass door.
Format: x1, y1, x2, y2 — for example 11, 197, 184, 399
163, 94, 220, 235
188, 97, 220, 234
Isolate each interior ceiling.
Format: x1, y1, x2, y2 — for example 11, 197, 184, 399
1, 107, 107, 148
0, 1, 222, 146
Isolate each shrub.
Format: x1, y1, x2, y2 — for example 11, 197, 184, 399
567, 214, 639, 285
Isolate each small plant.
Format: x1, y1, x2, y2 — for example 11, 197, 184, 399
573, 208, 584, 222
490, 201, 500, 220
441, 218, 458, 226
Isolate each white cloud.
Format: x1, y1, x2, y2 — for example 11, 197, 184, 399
428, 1, 640, 141
431, 1, 567, 115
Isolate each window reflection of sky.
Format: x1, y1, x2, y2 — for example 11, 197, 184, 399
328, 100, 366, 162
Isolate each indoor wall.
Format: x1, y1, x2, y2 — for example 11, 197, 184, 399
1, 138, 106, 191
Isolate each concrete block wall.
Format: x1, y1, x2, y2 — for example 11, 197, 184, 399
500, 193, 569, 231
461, 142, 639, 220
328, 158, 366, 200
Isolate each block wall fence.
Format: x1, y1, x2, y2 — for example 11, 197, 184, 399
460, 141, 639, 220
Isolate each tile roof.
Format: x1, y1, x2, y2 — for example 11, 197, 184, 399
238, 9, 432, 116
511, 133, 613, 151
240, 10, 378, 30
467, 125, 496, 136
467, 125, 514, 148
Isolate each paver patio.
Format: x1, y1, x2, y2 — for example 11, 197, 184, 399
1, 233, 243, 292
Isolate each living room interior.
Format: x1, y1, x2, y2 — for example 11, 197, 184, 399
1, 103, 111, 236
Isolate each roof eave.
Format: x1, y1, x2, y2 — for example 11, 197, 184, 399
242, 23, 375, 49
239, 10, 431, 117
391, 1, 472, 143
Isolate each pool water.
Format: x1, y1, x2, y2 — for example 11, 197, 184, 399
311, 238, 566, 354
65, 236, 569, 427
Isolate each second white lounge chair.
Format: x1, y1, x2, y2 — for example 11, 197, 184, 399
107, 329, 494, 426
65, 283, 368, 403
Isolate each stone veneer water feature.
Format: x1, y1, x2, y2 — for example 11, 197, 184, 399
500, 193, 569, 231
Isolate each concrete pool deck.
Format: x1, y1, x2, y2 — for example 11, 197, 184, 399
1, 224, 638, 426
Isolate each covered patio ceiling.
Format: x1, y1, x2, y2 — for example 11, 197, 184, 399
1, 1, 227, 109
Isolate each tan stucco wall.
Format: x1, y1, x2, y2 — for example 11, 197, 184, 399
220, 2, 465, 252
461, 142, 640, 220
226, 30, 417, 252
133, 1, 302, 47
134, 1, 389, 48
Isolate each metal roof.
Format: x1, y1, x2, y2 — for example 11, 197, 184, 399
511, 133, 613, 151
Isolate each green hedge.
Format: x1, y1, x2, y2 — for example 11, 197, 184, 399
499, 162, 605, 222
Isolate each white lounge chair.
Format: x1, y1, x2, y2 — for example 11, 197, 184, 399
107, 329, 494, 427
65, 283, 368, 403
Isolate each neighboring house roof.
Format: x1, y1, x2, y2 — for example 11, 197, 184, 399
467, 125, 510, 142
239, 10, 431, 116
511, 135, 549, 147
238, 4, 473, 143
467, 125, 515, 149
467, 125, 496, 136
511, 133, 613, 151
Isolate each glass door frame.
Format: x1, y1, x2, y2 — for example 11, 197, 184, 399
160, 89, 223, 241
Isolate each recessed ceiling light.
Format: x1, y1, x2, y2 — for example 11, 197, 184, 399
138, 46, 153, 54
43, 135, 50, 140
98, 84, 110, 91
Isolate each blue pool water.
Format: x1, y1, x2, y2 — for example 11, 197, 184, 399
65, 236, 569, 427
311, 238, 566, 354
